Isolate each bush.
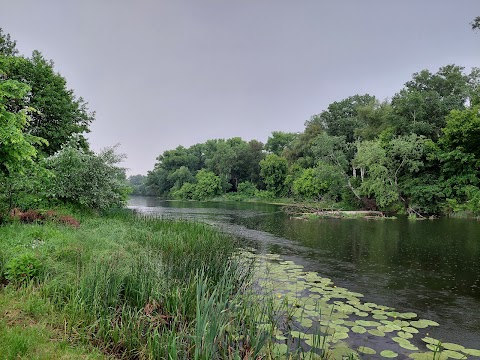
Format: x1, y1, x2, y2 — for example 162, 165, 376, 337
45, 141, 130, 210
236, 181, 257, 197
5, 253, 42, 284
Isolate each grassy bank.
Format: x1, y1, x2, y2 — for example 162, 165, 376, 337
0, 209, 270, 359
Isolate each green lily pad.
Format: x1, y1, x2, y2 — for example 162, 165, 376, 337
351, 325, 367, 334
368, 329, 385, 337
393, 319, 410, 327
410, 320, 431, 328
398, 342, 419, 351
398, 331, 413, 339
290, 330, 310, 340
427, 344, 441, 351
409, 352, 448, 360
378, 325, 396, 333
331, 346, 355, 359
332, 332, 349, 340
356, 320, 380, 327
443, 350, 466, 359
358, 346, 376, 355
399, 312, 417, 319
392, 336, 409, 344
402, 326, 419, 334
463, 349, 480, 357
271, 343, 289, 355
380, 320, 402, 331
380, 350, 398, 358
356, 311, 369, 317
373, 314, 388, 320
443, 343, 465, 352
334, 325, 349, 333
422, 336, 441, 345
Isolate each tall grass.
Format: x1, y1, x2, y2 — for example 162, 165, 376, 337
0, 210, 345, 359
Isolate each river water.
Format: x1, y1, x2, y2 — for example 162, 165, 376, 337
128, 196, 480, 351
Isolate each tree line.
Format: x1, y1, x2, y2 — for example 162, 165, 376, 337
138, 64, 480, 216
0, 29, 129, 215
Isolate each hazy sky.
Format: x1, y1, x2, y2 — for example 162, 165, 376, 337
1, 1, 479, 175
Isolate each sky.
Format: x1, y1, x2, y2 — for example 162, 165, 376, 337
1, 1, 479, 175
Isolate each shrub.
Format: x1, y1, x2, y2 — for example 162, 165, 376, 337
237, 181, 257, 197
5, 253, 42, 284
45, 141, 131, 210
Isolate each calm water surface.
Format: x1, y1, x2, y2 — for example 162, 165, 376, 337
128, 196, 480, 349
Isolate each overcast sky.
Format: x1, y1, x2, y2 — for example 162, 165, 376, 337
1, 1, 479, 175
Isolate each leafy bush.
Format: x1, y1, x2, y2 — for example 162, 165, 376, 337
236, 181, 257, 197
45, 141, 131, 210
192, 170, 222, 200
5, 253, 42, 284
171, 182, 196, 200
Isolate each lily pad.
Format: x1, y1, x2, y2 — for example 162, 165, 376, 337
331, 346, 356, 359
380, 350, 398, 358
442, 350, 466, 359
378, 325, 396, 333
399, 312, 417, 319
332, 332, 349, 340
443, 343, 465, 352
351, 325, 367, 334
402, 326, 419, 334
398, 331, 413, 339
422, 336, 441, 345
463, 349, 480, 357
410, 320, 431, 328
409, 352, 448, 360
356, 320, 380, 327
398, 342, 419, 351
356, 311, 369, 317
358, 346, 376, 355
271, 343, 289, 356
368, 328, 385, 337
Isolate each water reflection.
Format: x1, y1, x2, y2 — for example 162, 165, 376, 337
128, 196, 480, 349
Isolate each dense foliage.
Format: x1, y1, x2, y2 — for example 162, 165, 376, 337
0, 29, 128, 213
145, 65, 480, 216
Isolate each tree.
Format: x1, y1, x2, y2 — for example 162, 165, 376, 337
1, 42, 94, 154
471, 16, 480, 31
260, 154, 288, 197
391, 65, 475, 139
265, 131, 297, 156
0, 78, 46, 176
315, 94, 376, 143
440, 106, 480, 158
128, 174, 150, 196
0, 28, 18, 56
353, 134, 426, 209
167, 166, 195, 191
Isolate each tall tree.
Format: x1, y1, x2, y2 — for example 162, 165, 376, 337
260, 154, 288, 197
0, 29, 94, 154
0, 28, 18, 56
391, 65, 475, 139
315, 94, 376, 143
265, 131, 297, 156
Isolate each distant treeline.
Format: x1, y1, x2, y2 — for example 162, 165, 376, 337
130, 64, 480, 216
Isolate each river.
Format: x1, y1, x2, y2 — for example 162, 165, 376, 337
128, 196, 480, 353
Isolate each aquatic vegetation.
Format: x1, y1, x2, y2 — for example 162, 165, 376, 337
242, 251, 480, 359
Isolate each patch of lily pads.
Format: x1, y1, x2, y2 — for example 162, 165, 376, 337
237, 251, 480, 359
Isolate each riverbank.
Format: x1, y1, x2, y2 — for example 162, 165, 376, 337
0, 208, 360, 359
0, 209, 257, 358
